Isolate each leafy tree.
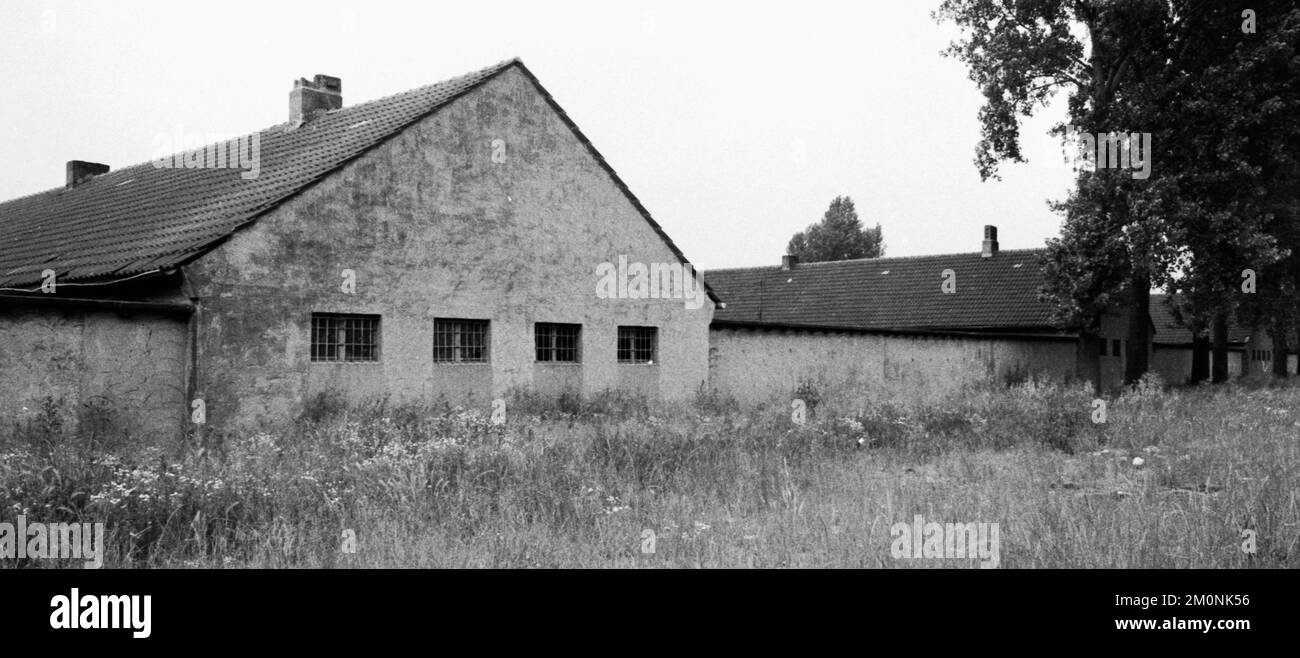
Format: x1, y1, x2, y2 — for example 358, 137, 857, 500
1147, 3, 1300, 380
937, 0, 1300, 385
936, 0, 1176, 385
786, 196, 884, 262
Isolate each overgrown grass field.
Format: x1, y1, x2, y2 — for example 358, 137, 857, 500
3, 377, 1297, 568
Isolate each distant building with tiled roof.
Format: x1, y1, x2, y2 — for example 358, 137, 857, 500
701, 226, 1142, 403
1148, 294, 1251, 346
707, 247, 1058, 333
701, 229, 1290, 403
1148, 293, 1295, 379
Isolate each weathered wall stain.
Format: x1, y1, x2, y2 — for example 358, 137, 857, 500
707, 326, 1082, 404
0, 306, 186, 444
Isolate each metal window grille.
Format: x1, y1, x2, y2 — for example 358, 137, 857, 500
433, 318, 490, 363
535, 323, 581, 362
310, 313, 380, 362
617, 326, 657, 364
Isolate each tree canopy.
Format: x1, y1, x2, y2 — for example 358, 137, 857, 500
936, 0, 1300, 385
786, 196, 885, 263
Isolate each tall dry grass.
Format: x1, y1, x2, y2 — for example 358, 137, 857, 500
1, 376, 1296, 568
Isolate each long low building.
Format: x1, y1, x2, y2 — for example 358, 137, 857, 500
702, 227, 1280, 405
1149, 294, 1299, 380
1148, 294, 1249, 381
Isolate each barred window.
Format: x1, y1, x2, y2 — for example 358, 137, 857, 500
1112, 339, 1121, 358
434, 318, 490, 363
617, 326, 657, 364
536, 323, 581, 363
311, 313, 380, 362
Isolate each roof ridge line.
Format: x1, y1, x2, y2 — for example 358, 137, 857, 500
703, 247, 1049, 273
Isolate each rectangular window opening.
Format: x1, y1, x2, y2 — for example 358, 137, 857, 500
536, 323, 581, 363
311, 313, 380, 362
433, 318, 490, 363
617, 326, 657, 364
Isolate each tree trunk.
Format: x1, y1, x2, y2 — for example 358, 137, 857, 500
1212, 313, 1230, 383
1125, 278, 1150, 385
1078, 331, 1103, 394
1190, 331, 1210, 383
1271, 321, 1289, 378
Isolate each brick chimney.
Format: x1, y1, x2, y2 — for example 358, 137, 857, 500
781, 254, 799, 270
66, 160, 109, 188
981, 225, 999, 258
290, 74, 342, 124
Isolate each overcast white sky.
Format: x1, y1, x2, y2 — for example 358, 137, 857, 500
0, 0, 1077, 270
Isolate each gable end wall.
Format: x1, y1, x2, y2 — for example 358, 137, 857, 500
184, 67, 713, 430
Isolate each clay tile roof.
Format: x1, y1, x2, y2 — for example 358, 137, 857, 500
1149, 294, 1253, 345
0, 59, 522, 287
704, 249, 1063, 332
